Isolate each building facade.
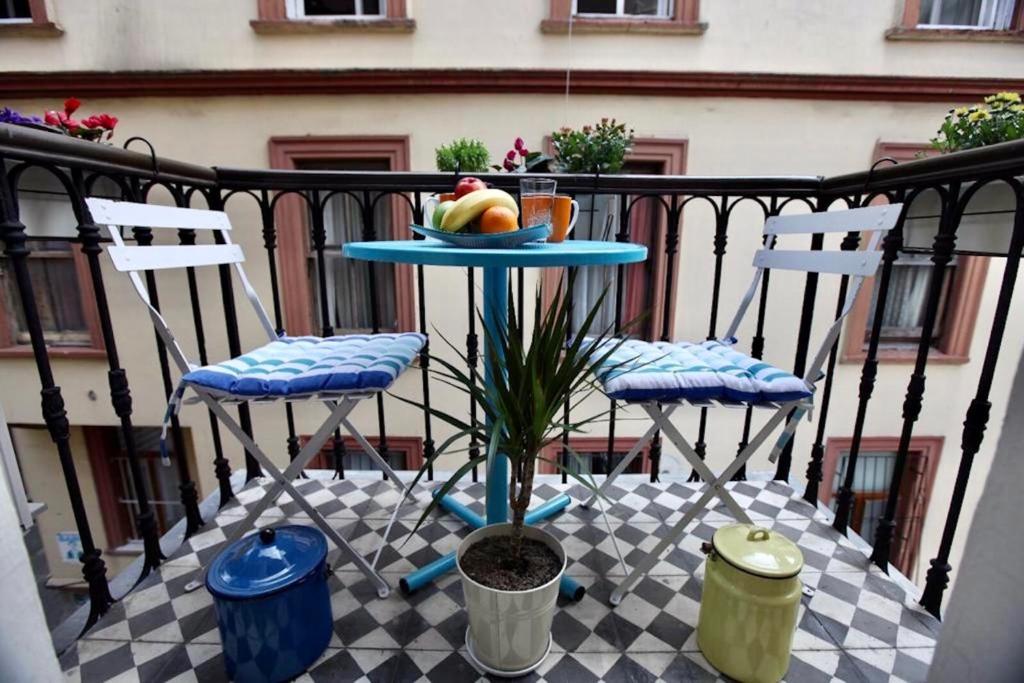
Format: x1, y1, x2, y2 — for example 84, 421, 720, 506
2, 0, 1022, 599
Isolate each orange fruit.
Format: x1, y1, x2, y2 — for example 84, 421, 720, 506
478, 206, 518, 234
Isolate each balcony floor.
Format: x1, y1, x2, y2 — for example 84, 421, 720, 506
58, 474, 939, 682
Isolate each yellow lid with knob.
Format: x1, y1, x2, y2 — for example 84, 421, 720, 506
711, 524, 803, 579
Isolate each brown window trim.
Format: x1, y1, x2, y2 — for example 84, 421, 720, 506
269, 136, 416, 337
0, 0, 62, 37
841, 142, 987, 366
538, 436, 652, 475
540, 137, 687, 341
303, 434, 424, 471
252, 0, 414, 34
821, 435, 942, 576
0, 245, 106, 359
887, 0, 1024, 41
542, 0, 704, 35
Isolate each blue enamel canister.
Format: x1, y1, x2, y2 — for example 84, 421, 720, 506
206, 525, 332, 682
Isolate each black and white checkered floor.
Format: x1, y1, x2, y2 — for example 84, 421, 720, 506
59, 474, 939, 682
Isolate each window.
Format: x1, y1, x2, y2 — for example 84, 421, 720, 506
843, 142, 988, 364
822, 437, 942, 577
253, 0, 413, 33
305, 435, 423, 471
917, 0, 1017, 29
541, 139, 687, 342
287, 0, 384, 19
84, 426, 188, 550
574, 0, 671, 18
539, 437, 651, 475
269, 137, 415, 336
890, 0, 1024, 38
0, 239, 104, 357
542, 0, 703, 34
0, 0, 31, 21
0, 0, 60, 35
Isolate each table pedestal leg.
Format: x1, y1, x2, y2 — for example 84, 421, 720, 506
399, 266, 584, 600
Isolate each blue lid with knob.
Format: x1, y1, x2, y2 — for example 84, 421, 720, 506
206, 525, 328, 600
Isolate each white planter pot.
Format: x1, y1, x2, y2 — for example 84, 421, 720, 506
575, 193, 620, 242
902, 179, 1020, 255
457, 523, 566, 677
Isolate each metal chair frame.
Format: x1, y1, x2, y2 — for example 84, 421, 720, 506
582, 203, 902, 605
88, 197, 418, 598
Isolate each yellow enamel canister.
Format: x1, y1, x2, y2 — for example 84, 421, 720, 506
696, 524, 804, 683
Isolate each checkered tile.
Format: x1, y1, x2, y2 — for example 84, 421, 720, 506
59, 473, 938, 682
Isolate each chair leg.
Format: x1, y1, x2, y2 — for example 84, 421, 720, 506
768, 406, 808, 464
609, 402, 799, 606
338, 413, 415, 499
582, 415, 663, 509
201, 397, 392, 598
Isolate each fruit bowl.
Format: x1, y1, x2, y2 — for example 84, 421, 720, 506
410, 224, 551, 249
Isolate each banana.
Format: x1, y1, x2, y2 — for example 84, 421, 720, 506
439, 189, 519, 232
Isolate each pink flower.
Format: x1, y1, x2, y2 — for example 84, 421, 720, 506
506, 150, 516, 161
519, 147, 529, 156
44, 110, 63, 126
64, 97, 81, 116
514, 137, 525, 152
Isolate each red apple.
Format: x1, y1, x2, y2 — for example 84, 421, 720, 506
454, 177, 487, 199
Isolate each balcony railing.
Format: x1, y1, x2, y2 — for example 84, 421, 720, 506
1, 122, 1022, 646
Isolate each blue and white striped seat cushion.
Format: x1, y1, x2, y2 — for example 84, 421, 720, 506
182, 333, 426, 398
592, 339, 812, 404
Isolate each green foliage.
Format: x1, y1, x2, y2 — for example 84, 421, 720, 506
435, 137, 491, 173
931, 92, 1024, 153
394, 276, 635, 558
551, 118, 635, 174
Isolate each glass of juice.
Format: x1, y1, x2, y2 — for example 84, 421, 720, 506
519, 178, 556, 228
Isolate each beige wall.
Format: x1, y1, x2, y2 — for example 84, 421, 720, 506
2, 0, 1020, 596
4, 0, 1024, 78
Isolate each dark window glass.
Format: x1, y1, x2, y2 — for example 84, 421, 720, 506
0, 0, 31, 20
1, 240, 91, 346
303, 0, 382, 16
576, 0, 618, 14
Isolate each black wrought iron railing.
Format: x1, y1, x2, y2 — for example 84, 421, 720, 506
1, 122, 1021, 638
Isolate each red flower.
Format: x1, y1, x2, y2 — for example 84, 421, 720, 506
96, 113, 118, 129
506, 150, 516, 161
503, 158, 516, 171
514, 137, 525, 152
44, 110, 63, 126
64, 97, 81, 116
64, 117, 81, 132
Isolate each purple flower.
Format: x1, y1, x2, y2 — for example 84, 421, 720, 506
0, 107, 43, 126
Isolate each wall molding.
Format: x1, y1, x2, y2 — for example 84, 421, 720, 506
1, 69, 1022, 103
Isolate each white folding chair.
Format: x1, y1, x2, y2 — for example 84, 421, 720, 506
582, 203, 901, 605
88, 198, 426, 598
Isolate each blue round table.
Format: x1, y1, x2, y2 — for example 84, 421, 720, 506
343, 238, 648, 596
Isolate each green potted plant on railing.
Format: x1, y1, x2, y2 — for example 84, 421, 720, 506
397, 278, 628, 675
904, 92, 1024, 252
435, 137, 491, 173
550, 118, 635, 244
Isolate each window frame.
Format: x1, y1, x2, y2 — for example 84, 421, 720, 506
821, 436, 943, 577
253, 0, 413, 33
0, 241, 106, 359
542, 0, 703, 34
303, 434, 424, 471
573, 0, 672, 19
888, 0, 1024, 40
286, 0, 385, 20
841, 142, 988, 365
538, 436, 652, 475
0, 0, 61, 35
269, 136, 416, 337
539, 137, 688, 342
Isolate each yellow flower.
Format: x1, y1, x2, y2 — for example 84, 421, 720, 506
953, 106, 970, 116
986, 91, 1021, 104
968, 109, 992, 122
1011, 104, 1024, 113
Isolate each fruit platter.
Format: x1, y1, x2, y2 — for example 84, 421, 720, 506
415, 177, 551, 249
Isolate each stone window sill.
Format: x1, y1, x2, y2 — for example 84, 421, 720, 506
540, 18, 706, 35
885, 26, 1024, 43
0, 21, 63, 37
251, 18, 415, 34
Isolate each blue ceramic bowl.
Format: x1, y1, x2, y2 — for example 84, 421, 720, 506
410, 223, 551, 249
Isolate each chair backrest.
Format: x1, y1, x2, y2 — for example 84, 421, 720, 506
725, 203, 902, 387
86, 198, 277, 373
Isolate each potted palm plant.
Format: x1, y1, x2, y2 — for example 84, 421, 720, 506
399, 278, 629, 676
